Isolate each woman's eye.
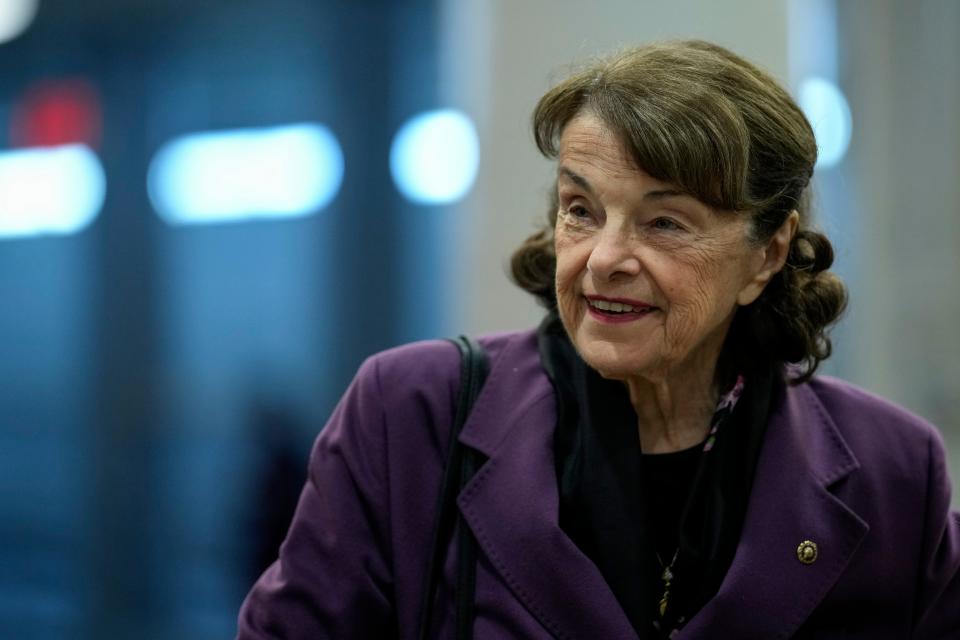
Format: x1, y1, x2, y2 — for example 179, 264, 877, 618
569, 205, 590, 218
652, 217, 681, 231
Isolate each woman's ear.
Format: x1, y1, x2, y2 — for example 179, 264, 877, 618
736, 210, 800, 306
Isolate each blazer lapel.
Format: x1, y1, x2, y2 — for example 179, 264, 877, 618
456, 334, 638, 639
679, 381, 870, 640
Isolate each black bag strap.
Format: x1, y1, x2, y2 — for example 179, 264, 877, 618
417, 335, 489, 640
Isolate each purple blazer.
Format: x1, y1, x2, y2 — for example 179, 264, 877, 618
237, 330, 960, 639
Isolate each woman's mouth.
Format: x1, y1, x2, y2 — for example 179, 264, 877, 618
585, 296, 657, 324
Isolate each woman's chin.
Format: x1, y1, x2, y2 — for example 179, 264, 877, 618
575, 341, 655, 381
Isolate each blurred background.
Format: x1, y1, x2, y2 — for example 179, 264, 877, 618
0, 0, 956, 637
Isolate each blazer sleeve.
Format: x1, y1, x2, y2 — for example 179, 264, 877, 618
913, 428, 960, 638
236, 355, 398, 639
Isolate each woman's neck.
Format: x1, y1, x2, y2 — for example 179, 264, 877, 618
625, 366, 719, 454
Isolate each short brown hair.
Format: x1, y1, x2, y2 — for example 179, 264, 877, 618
511, 40, 847, 383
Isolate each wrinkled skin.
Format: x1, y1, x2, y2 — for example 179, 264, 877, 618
553, 111, 795, 451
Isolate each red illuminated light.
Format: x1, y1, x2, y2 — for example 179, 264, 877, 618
10, 78, 103, 149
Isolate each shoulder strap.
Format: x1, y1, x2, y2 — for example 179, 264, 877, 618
417, 336, 489, 640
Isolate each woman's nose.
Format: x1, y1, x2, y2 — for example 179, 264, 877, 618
586, 227, 641, 281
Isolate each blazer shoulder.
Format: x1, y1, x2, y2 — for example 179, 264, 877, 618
364, 328, 537, 390
802, 375, 945, 465
806, 376, 938, 433
348, 329, 540, 437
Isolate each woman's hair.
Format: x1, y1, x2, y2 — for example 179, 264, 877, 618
511, 40, 847, 383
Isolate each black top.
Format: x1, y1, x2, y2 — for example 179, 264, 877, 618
642, 444, 702, 572
537, 313, 777, 637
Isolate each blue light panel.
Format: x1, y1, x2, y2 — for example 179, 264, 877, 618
799, 77, 852, 170
148, 123, 344, 226
0, 144, 106, 239
390, 109, 479, 205
0, 0, 38, 45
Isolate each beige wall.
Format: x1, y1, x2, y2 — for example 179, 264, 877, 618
838, 0, 960, 495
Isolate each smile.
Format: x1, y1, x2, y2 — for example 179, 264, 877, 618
585, 296, 657, 324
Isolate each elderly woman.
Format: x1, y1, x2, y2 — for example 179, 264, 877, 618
237, 41, 960, 639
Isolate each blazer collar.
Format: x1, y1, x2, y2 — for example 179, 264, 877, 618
458, 331, 640, 639
677, 380, 869, 639
458, 335, 868, 640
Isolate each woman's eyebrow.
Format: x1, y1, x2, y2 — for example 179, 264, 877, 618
559, 166, 688, 201
557, 166, 593, 193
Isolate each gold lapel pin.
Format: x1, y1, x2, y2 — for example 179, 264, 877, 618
797, 540, 818, 565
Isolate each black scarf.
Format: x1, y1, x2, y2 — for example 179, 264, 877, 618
537, 313, 778, 637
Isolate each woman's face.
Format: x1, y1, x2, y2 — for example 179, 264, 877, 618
554, 112, 770, 383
